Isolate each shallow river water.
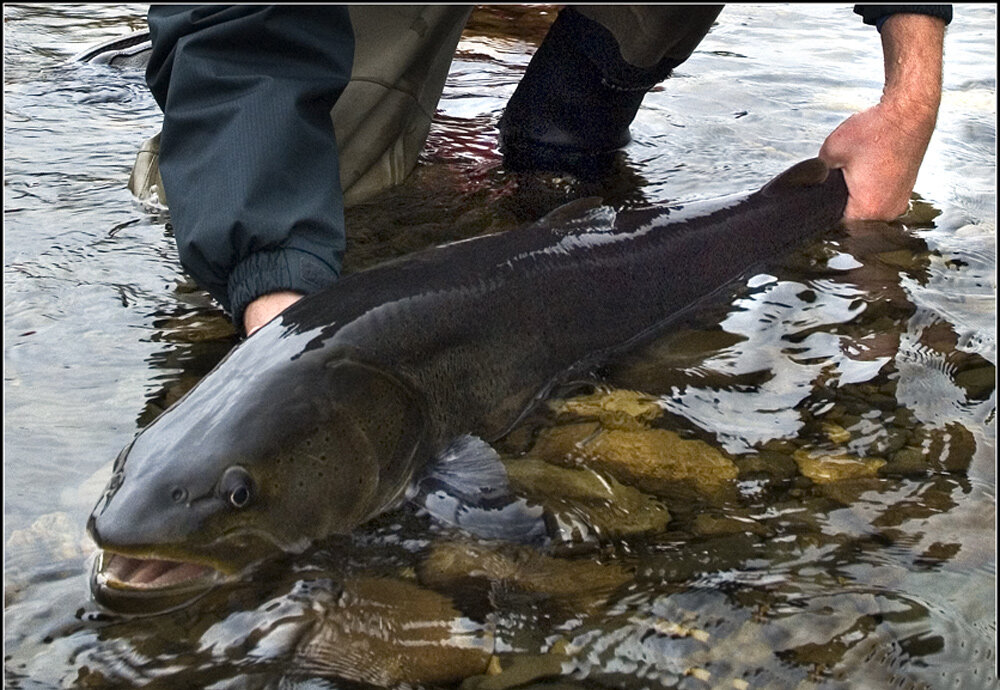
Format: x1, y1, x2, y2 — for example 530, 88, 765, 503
4, 5, 997, 689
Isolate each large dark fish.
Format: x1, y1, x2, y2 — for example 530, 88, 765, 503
87, 158, 847, 610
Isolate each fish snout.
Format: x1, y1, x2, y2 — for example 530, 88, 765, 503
86, 475, 127, 550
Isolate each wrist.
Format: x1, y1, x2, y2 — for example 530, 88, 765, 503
243, 291, 304, 336
874, 96, 938, 147
879, 80, 941, 132
228, 247, 340, 333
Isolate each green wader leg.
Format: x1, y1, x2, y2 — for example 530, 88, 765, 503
335, 6, 473, 206
498, 5, 723, 176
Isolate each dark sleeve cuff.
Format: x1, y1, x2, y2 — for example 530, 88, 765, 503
227, 248, 339, 333
854, 5, 953, 32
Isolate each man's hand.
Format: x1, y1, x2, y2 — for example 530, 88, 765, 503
819, 13, 945, 221
243, 290, 303, 336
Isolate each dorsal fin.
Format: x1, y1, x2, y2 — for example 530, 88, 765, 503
760, 158, 831, 197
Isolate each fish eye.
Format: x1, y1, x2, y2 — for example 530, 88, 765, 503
170, 487, 187, 504
230, 485, 251, 508
219, 466, 254, 509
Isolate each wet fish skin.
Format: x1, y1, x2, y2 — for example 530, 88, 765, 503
87, 158, 846, 578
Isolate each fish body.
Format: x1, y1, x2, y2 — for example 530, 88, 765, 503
87, 159, 847, 607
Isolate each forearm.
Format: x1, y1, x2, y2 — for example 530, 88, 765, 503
879, 13, 945, 139
819, 11, 947, 220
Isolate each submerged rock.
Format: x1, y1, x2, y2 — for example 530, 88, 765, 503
504, 458, 671, 540
821, 421, 851, 444
460, 651, 567, 690
529, 388, 740, 498
550, 388, 664, 430
531, 423, 739, 495
5, 512, 96, 607
882, 422, 977, 475
953, 364, 996, 400
692, 513, 771, 538
6, 512, 92, 564
733, 450, 798, 479
292, 576, 494, 686
418, 541, 631, 617
792, 449, 886, 483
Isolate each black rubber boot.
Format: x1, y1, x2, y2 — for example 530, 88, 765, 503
498, 8, 679, 177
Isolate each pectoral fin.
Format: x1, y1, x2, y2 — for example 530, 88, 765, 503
409, 435, 550, 545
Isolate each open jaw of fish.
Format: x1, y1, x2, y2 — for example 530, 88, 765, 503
88, 519, 332, 613
87, 159, 848, 612
87, 518, 297, 612
90, 551, 222, 612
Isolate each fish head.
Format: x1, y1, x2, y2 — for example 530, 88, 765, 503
87, 336, 429, 612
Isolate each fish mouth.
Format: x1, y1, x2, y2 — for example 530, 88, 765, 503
90, 550, 229, 614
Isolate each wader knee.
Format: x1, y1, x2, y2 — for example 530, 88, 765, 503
498, 5, 722, 176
